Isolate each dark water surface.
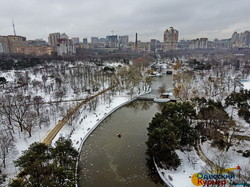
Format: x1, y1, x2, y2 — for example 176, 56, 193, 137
78, 75, 172, 187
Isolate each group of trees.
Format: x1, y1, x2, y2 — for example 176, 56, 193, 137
225, 89, 250, 123
193, 97, 237, 151
0, 56, 156, 181
0, 56, 44, 71
117, 65, 152, 97
0, 94, 52, 175
173, 70, 196, 101
0, 94, 48, 138
132, 56, 152, 70
0, 60, 110, 177
0, 60, 126, 141
9, 137, 78, 187
0, 129, 15, 169
187, 59, 212, 71
147, 94, 245, 169
1, 52, 160, 184
172, 57, 246, 101
146, 102, 197, 170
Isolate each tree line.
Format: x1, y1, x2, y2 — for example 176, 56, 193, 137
9, 137, 78, 187
147, 92, 248, 169
146, 102, 197, 170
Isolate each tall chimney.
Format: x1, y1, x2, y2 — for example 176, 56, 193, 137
135, 33, 138, 50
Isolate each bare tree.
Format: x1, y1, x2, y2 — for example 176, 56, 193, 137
144, 76, 153, 91
203, 152, 232, 182
158, 83, 166, 95
88, 97, 99, 111
0, 95, 15, 135
223, 120, 239, 152
22, 111, 39, 138
0, 129, 15, 168
33, 96, 44, 117
10, 95, 30, 133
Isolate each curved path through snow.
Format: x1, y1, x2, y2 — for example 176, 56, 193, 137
41, 86, 114, 145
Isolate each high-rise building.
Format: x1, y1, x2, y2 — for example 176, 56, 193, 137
60, 33, 69, 39
245, 31, 250, 46
150, 39, 161, 52
99, 38, 106, 43
177, 39, 190, 49
163, 27, 178, 51
16, 46, 53, 56
189, 38, 208, 49
231, 30, 250, 48
200, 38, 208, 49
0, 35, 26, 53
71, 37, 80, 44
91, 37, 99, 44
57, 38, 76, 56
48, 33, 60, 46
27, 39, 46, 47
119, 35, 129, 45
106, 35, 118, 48
83, 38, 88, 44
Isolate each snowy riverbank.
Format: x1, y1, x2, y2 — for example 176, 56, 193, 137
52, 95, 135, 151
155, 149, 206, 187
153, 79, 250, 187
52, 92, 149, 187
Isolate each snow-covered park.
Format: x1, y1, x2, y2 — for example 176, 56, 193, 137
0, 59, 152, 185
157, 77, 250, 187
0, 56, 249, 186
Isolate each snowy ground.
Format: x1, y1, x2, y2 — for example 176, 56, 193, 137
1, 92, 136, 186
242, 80, 250, 90
51, 94, 133, 150
1, 100, 77, 180
2, 63, 249, 186
157, 149, 206, 187
201, 140, 250, 172
0, 60, 143, 185
226, 106, 250, 137
155, 78, 250, 187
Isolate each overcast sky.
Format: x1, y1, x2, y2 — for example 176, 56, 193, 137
0, 0, 250, 42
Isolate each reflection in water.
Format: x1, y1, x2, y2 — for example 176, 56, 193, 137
126, 100, 153, 112
145, 157, 165, 185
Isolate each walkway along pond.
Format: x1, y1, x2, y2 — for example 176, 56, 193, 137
78, 75, 173, 187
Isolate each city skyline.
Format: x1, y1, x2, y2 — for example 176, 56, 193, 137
0, 0, 250, 42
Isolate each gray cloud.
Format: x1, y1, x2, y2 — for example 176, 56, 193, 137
0, 0, 249, 41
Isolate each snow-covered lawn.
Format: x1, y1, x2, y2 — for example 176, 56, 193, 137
201, 140, 250, 169
2, 101, 77, 181
157, 149, 206, 187
0, 60, 147, 185
243, 80, 250, 90
2, 92, 137, 186
154, 77, 250, 187
225, 106, 250, 137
